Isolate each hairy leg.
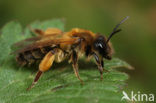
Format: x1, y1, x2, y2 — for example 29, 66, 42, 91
27, 50, 55, 90
93, 53, 104, 80
71, 50, 83, 84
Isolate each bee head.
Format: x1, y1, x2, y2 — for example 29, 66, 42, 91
93, 35, 113, 60
93, 16, 129, 60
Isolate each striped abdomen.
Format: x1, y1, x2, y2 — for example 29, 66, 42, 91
16, 46, 55, 66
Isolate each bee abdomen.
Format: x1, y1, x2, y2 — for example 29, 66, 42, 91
16, 51, 38, 66
31, 48, 45, 59
16, 53, 27, 66
16, 46, 54, 66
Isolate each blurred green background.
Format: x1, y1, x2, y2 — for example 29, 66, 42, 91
0, 0, 156, 95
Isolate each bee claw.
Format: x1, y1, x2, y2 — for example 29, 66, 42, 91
100, 75, 103, 80
26, 82, 36, 91
26, 86, 32, 91
80, 79, 84, 85
104, 69, 109, 72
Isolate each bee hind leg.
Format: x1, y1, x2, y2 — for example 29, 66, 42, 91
27, 51, 55, 90
71, 50, 84, 84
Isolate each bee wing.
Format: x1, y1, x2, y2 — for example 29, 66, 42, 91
12, 37, 80, 54
13, 28, 64, 49
13, 34, 60, 47
11, 31, 64, 51
12, 36, 40, 49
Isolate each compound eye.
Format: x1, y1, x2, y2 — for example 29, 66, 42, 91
95, 42, 104, 49
93, 35, 108, 57
94, 36, 106, 49
94, 42, 106, 56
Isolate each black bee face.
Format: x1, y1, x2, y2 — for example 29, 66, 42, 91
93, 35, 113, 60
92, 17, 129, 60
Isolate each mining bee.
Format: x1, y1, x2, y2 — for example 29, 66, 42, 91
13, 16, 129, 90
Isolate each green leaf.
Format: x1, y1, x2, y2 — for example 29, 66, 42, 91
0, 19, 132, 103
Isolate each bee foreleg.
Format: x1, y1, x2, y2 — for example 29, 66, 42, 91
100, 59, 109, 72
27, 50, 55, 90
71, 50, 84, 84
93, 53, 103, 80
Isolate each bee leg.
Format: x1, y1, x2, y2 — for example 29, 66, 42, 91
101, 59, 109, 72
71, 50, 84, 84
93, 53, 103, 80
27, 51, 55, 90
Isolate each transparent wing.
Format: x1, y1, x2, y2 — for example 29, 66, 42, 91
11, 36, 80, 54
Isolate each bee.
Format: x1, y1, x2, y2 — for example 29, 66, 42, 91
13, 16, 129, 90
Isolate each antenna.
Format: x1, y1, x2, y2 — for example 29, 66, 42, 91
106, 16, 129, 43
